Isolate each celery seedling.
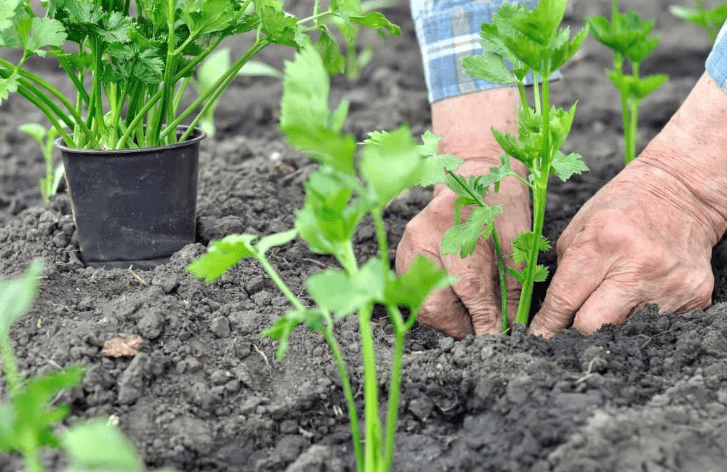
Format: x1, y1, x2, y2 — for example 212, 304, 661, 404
187, 44, 455, 472
670, 0, 727, 43
19, 123, 64, 204
441, 0, 589, 329
587, 0, 668, 165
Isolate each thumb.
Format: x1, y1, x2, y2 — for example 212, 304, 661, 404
528, 253, 603, 337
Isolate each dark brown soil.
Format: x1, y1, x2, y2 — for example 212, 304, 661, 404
3, 0, 727, 471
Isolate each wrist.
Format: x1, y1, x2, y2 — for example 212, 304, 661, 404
636, 72, 727, 245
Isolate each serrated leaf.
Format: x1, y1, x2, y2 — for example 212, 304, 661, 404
384, 256, 454, 313
98, 11, 132, 44
22, 17, 67, 57
186, 234, 258, 283
314, 28, 346, 76
280, 43, 356, 175
360, 125, 422, 206
416, 131, 462, 187
349, 12, 400, 37
511, 231, 550, 264
180, 0, 236, 36
550, 151, 588, 182
461, 52, 516, 84
0, 0, 20, 33
307, 260, 383, 316
0, 366, 84, 453
19, 123, 48, 143
631, 73, 668, 100
441, 205, 502, 258
62, 419, 144, 472
262, 308, 326, 360
0, 261, 42, 335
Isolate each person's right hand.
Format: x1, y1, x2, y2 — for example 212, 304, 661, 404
396, 161, 531, 339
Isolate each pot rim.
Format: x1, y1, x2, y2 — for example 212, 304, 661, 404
54, 125, 206, 155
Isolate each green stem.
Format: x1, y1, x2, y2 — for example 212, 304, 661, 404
321, 313, 363, 472
24, 448, 45, 472
358, 303, 381, 470
381, 304, 408, 472
625, 61, 641, 165
172, 39, 270, 143
257, 256, 306, 312
515, 183, 546, 325
0, 331, 19, 394
492, 229, 508, 333
91, 36, 107, 142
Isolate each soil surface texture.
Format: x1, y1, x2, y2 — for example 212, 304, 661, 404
3, 0, 727, 471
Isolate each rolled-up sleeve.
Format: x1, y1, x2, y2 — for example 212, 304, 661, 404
706, 21, 727, 93
411, 0, 559, 103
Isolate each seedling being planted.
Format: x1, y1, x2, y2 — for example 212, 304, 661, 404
587, 0, 668, 165
670, 0, 727, 43
441, 0, 589, 330
187, 44, 457, 472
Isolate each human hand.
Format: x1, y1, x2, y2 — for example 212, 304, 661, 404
396, 162, 531, 338
529, 159, 718, 337
530, 72, 727, 337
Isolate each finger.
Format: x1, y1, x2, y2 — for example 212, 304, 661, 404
441, 249, 501, 335
417, 285, 474, 340
571, 277, 640, 334
528, 250, 605, 338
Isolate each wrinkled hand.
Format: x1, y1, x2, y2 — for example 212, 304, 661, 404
529, 159, 719, 337
396, 161, 530, 339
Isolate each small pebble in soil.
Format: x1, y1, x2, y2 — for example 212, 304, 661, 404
209, 316, 231, 338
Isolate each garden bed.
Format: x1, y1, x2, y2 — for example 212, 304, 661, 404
2, 0, 727, 470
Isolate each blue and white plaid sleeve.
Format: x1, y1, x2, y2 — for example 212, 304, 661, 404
706, 21, 727, 93
410, 0, 559, 103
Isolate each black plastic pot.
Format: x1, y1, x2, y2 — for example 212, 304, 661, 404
57, 128, 205, 269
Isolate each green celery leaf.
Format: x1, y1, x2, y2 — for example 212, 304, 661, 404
180, 0, 236, 36
349, 12, 400, 37
64, 2, 103, 26
0, 261, 42, 334
307, 260, 384, 316
441, 205, 502, 258
255, 229, 298, 255
132, 48, 165, 84
262, 308, 326, 360
295, 171, 368, 256
62, 419, 144, 472
21, 17, 67, 58
0, 366, 85, 453
631, 73, 668, 100
0, 0, 20, 33
461, 52, 515, 84
314, 28, 346, 76
416, 131, 462, 187
548, 103, 577, 152
280, 43, 356, 175
550, 151, 588, 182
360, 124, 422, 206
548, 25, 588, 72
511, 0, 566, 47
258, 4, 300, 47
98, 11, 132, 44
186, 234, 259, 284
384, 256, 455, 313
511, 231, 550, 264
491, 128, 532, 165
508, 263, 548, 284
623, 35, 660, 64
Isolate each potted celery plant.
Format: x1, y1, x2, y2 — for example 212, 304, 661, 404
0, 0, 398, 269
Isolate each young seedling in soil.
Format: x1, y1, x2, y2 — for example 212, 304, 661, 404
187, 44, 457, 472
441, 0, 589, 330
670, 0, 727, 43
18, 123, 64, 204
0, 262, 177, 472
0, 0, 398, 149
587, 0, 669, 165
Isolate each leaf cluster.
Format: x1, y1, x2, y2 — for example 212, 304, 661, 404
0, 0, 399, 149
670, 0, 727, 43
